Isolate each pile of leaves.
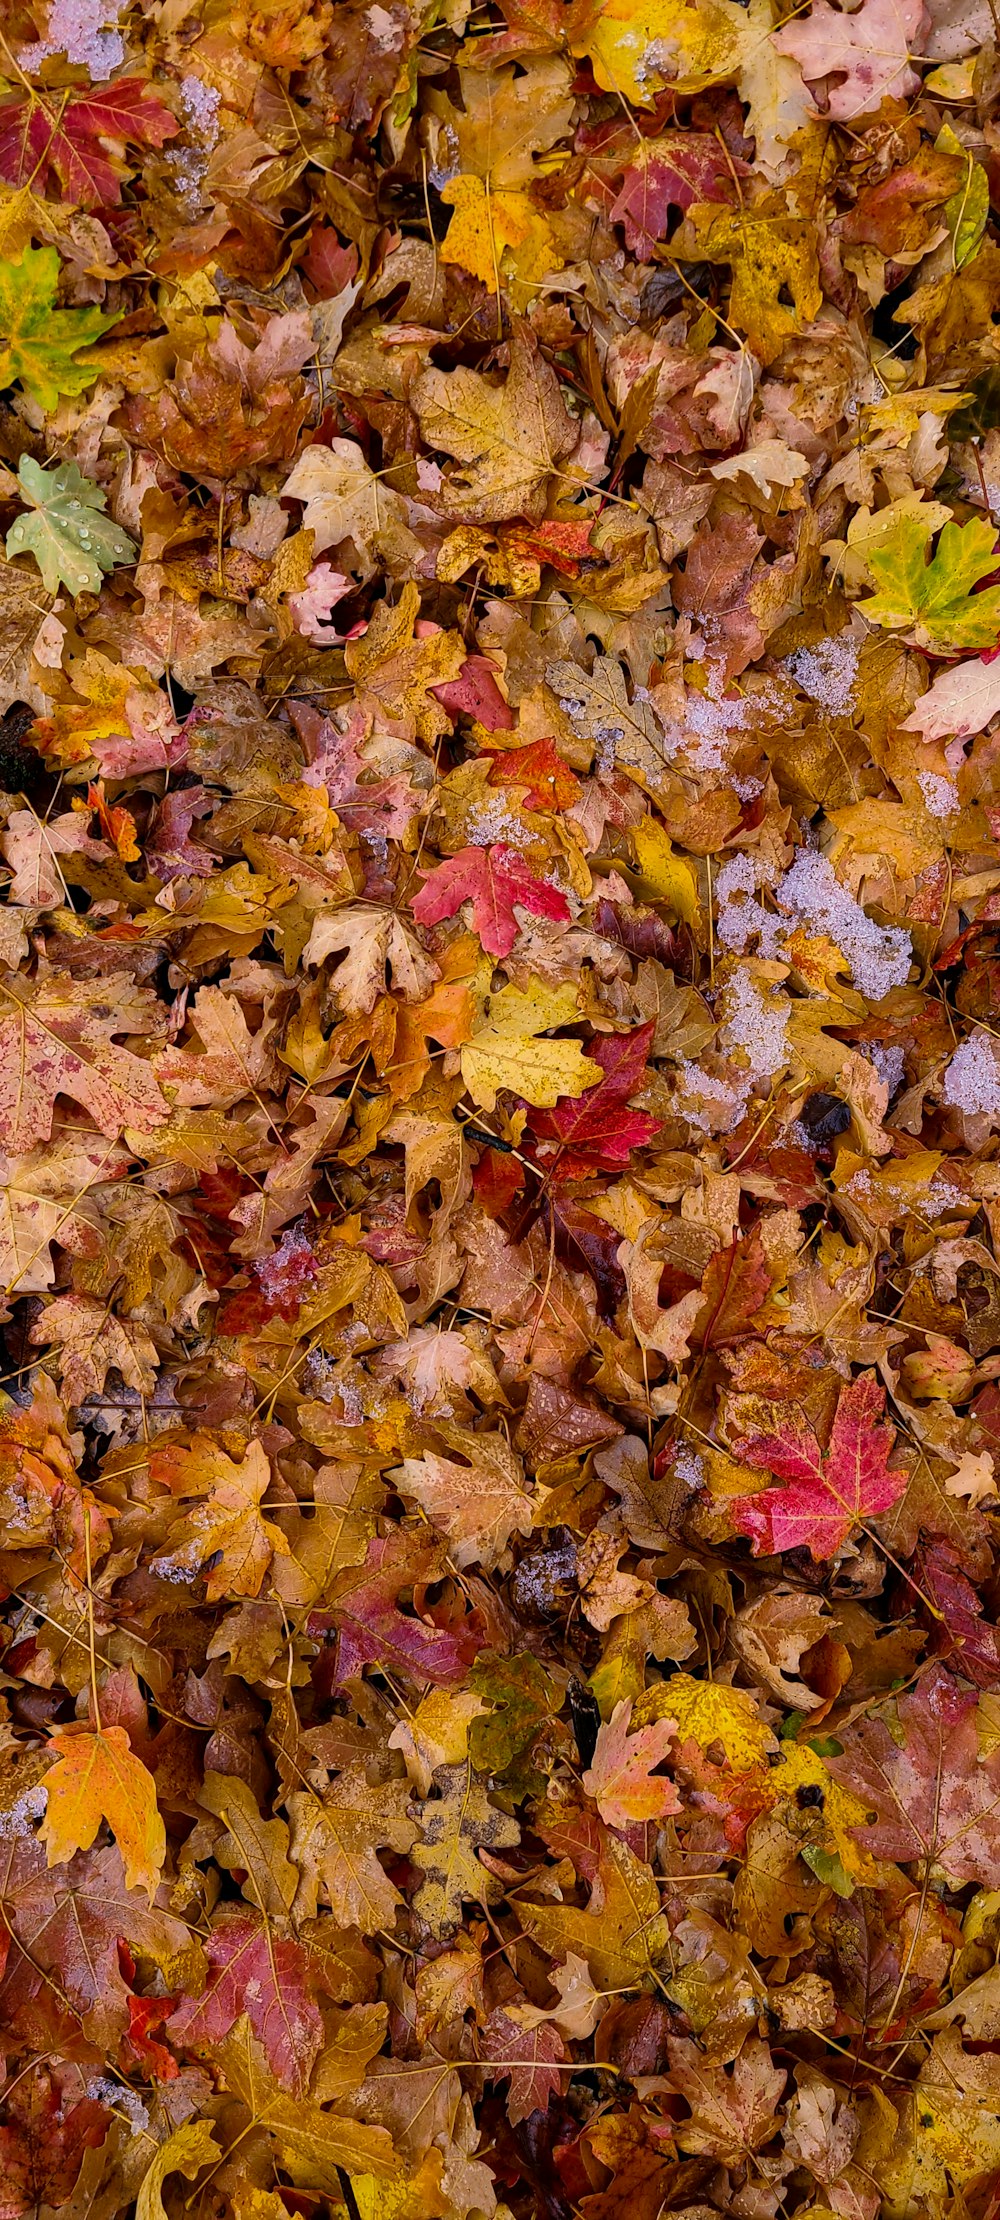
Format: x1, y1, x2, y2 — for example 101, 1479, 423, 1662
10, 1, 1000, 2218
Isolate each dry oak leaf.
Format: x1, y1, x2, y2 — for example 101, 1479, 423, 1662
728, 1372, 906, 1559
412, 843, 570, 960
344, 585, 466, 746
167, 1908, 323, 2095
0, 1132, 125, 1297
411, 1760, 521, 1936
398, 1428, 534, 1570
828, 1663, 1000, 1885
286, 1767, 418, 1934
664, 2035, 786, 2161
126, 312, 314, 487
0, 972, 168, 1153
547, 652, 670, 791
41, 1725, 165, 1902
280, 437, 421, 579
522, 1829, 670, 1991
150, 1437, 290, 1601
412, 323, 578, 523
155, 983, 280, 1110
582, 1698, 682, 1828
30, 1291, 158, 1406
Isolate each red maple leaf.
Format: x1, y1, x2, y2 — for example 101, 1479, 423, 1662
168, 1908, 323, 2095
728, 1373, 906, 1559
610, 133, 740, 258
828, 1665, 1000, 1883
317, 1533, 483, 1686
412, 843, 569, 958
484, 738, 581, 814
0, 81, 177, 208
526, 1022, 660, 1178
431, 653, 515, 730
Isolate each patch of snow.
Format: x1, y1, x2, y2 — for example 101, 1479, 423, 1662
918, 769, 959, 817
0, 1783, 46, 1837
785, 630, 859, 715
943, 1033, 1000, 1121
716, 853, 782, 958
777, 850, 911, 1000
180, 75, 221, 145
722, 969, 790, 1081
466, 798, 526, 847
867, 1042, 906, 1096
21, 0, 124, 77
86, 2079, 150, 2134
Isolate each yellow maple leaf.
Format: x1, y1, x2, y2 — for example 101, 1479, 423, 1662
150, 1437, 291, 1601
41, 1724, 166, 1899
570, 0, 749, 105
440, 174, 561, 308
632, 819, 701, 922
636, 1674, 774, 1772
32, 649, 154, 770
676, 202, 822, 364
461, 980, 602, 1111
770, 1741, 880, 1886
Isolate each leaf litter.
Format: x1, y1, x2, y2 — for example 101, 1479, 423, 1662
4, 2, 1000, 2219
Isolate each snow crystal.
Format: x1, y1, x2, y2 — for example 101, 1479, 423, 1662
635, 35, 676, 82
678, 670, 756, 774
722, 970, 789, 1082
918, 770, 959, 818
785, 630, 859, 715
21, 0, 124, 76
673, 1447, 705, 1490
675, 1060, 747, 1133
943, 1033, 1000, 1121
180, 75, 221, 145
466, 797, 525, 847
86, 2080, 150, 2134
0, 1783, 46, 1837
715, 853, 781, 958
777, 850, 911, 1001
923, 1181, 970, 1216
867, 1042, 906, 1097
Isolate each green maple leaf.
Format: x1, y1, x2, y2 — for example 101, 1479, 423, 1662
858, 511, 1000, 651
6, 455, 136, 596
0, 245, 119, 411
